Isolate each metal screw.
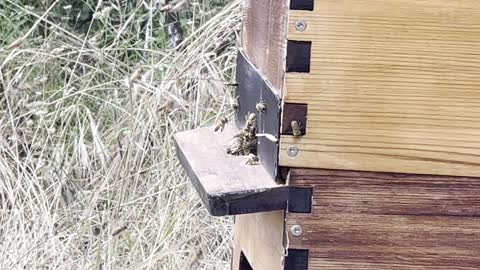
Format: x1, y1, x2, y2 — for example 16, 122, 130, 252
287, 146, 299, 157
291, 225, 303, 237
295, 20, 307, 32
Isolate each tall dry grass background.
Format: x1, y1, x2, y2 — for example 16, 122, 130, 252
0, 0, 240, 269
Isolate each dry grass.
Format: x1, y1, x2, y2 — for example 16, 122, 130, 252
0, 0, 241, 269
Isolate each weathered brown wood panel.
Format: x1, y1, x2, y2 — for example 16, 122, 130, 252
232, 211, 285, 270
242, 0, 288, 93
280, 0, 480, 177
286, 169, 480, 269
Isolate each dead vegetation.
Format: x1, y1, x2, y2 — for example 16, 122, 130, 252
0, 0, 241, 269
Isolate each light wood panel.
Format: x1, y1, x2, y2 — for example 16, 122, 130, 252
242, 0, 288, 93
281, 0, 480, 177
285, 169, 480, 269
232, 211, 285, 270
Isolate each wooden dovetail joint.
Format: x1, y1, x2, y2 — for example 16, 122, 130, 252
287, 187, 313, 213
289, 0, 314, 11
284, 249, 309, 270
286, 40, 312, 73
282, 103, 308, 136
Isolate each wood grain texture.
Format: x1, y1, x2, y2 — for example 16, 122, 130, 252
286, 169, 480, 269
242, 0, 288, 93
280, 0, 480, 177
232, 211, 285, 270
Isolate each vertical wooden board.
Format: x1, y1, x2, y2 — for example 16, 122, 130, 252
285, 169, 480, 269
232, 211, 286, 270
242, 0, 288, 93
265, 0, 288, 92
281, 0, 480, 177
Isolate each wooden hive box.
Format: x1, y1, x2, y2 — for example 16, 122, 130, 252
174, 0, 480, 269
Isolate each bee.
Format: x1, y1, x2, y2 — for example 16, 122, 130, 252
256, 101, 266, 112
231, 96, 239, 110
291, 120, 302, 137
6, 36, 25, 50
226, 113, 258, 156
245, 154, 259, 165
159, 100, 174, 113
159, 0, 186, 13
129, 67, 143, 83
159, 4, 173, 12
241, 133, 257, 155
214, 117, 229, 132
226, 136, 243, 155
245, 113, 257, 131
112, 225, 128, 237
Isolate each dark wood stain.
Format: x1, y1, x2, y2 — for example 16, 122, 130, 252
242, 0, 288, 93
282, 103, 308, 136
284, 249, 309, 270
290, 0, 314, 11
286, 168, 480, 269
286, 40, 312, 73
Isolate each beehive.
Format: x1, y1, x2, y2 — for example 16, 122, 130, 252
175, 0, 480, 269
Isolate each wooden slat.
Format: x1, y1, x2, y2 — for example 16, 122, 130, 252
281, 0, 480, 177
285, 169, 480, 269
242, 0, 288, 93
174, 124, 287, 216
232, 211, 285, 270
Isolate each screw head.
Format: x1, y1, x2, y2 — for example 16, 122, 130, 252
291, 225, 303, 237
287, 146, 299, 157
295, 20, 307, 32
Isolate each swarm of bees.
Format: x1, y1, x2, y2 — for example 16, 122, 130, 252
226, 112, 257, 156
214, 117, 229, 132
291, 120, 302, 137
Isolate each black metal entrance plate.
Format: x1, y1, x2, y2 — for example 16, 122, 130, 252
235, 49, 281, 179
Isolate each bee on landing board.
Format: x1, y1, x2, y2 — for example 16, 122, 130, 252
291, 120, 302, 137
245, 154, 259, 165
214, 117, 229, 132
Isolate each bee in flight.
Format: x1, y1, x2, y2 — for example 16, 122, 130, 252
231, 96, 239, 110
291, 120, 302, 137
214, 117, 229, 132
